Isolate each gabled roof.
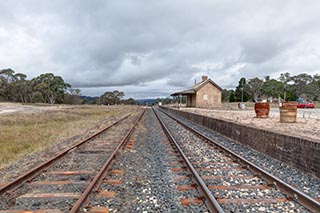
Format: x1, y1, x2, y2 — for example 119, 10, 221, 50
192, 79, 222, 91
171, 78, 222, 96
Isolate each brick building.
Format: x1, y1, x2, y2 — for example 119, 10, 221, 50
171, 76, 222, 108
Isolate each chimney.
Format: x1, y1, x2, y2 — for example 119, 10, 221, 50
202, 76, 208, 82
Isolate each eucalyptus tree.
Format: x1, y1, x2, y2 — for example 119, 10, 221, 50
247, 77, 264, 102
0, 68, 16, 101
99, 90, 125, 105
289, 73, 318, 100
234, 77, 250, 102
261, 78, 284, 101
32, 73, 71, 104
279, 72, 291, 101
12, 73, 33, 103
64, 88, 82, 104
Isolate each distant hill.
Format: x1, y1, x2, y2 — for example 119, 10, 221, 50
80, 96, 98, 103
80, 96, 99, 100
136, 99, 157, 105
80, 96, 158, 105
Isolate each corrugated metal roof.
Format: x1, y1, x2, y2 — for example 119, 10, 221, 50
171, 89, 196, 96
171, 78, 222, 96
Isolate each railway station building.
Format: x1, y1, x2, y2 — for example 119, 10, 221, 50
171, 76, 222, 108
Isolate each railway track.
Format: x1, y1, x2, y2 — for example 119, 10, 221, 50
1, 107, 319, 212
152, 107, 222, 212
79, 108, 212, 212
0, 108, 146, 212
154, 107, 320, 212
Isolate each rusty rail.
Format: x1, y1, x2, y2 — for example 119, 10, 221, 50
153, 107, 224, 213
0, 114, 131, 196
158, 107, 320, 213
70, 108, 147, 213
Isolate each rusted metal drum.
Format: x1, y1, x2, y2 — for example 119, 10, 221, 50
254, 102, 270, 118
279, 102, 297, 123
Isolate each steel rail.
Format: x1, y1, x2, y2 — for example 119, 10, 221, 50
152, 107, 224, 213
158, 107, 320, 213
70, 108, 147, 213
0, 114, 131, 196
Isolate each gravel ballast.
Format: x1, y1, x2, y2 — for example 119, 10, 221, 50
88, 109, 209, 212
157, 108, 313, 212
160, 108, 320, 200
1, 107, 318, 212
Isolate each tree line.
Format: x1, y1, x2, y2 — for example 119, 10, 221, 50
0, 68, 138, 105
2, 68, 319, 105
222, 73, 320, 103
0, 68, 73, 104
97, 90, 138, 105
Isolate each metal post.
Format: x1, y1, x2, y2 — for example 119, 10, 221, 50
241, 80, 244, 103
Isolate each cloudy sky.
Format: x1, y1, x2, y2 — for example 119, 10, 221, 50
1, 1, 320, 98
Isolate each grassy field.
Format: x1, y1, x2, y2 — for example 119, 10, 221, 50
0, 105, 138, 168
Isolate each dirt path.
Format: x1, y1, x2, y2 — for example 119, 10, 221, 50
0, 102, 68, 115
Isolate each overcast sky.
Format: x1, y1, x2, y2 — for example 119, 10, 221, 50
1, 1, 320, 98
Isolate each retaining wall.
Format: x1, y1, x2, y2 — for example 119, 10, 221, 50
161, 107, 320, 177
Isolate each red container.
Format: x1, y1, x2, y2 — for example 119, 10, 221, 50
254, 102, 270, 118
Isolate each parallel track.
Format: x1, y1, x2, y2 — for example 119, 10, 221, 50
1, 107, 318, 212
155, 107, 320, 212
70, 108, 146, 212
153, 107, 223, 212
0, 108, 146, 212
0, 114, 131, 197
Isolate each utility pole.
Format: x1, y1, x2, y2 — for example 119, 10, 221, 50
239, 80, 245, 109
241, 80, 244, 103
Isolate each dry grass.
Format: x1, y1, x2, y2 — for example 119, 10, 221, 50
0, 105, 138, 168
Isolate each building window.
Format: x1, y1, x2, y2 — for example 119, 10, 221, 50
203, 94, 208, 100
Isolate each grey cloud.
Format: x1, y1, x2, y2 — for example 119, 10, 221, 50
239, 35, 294, 64
1, 0, 320, 98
